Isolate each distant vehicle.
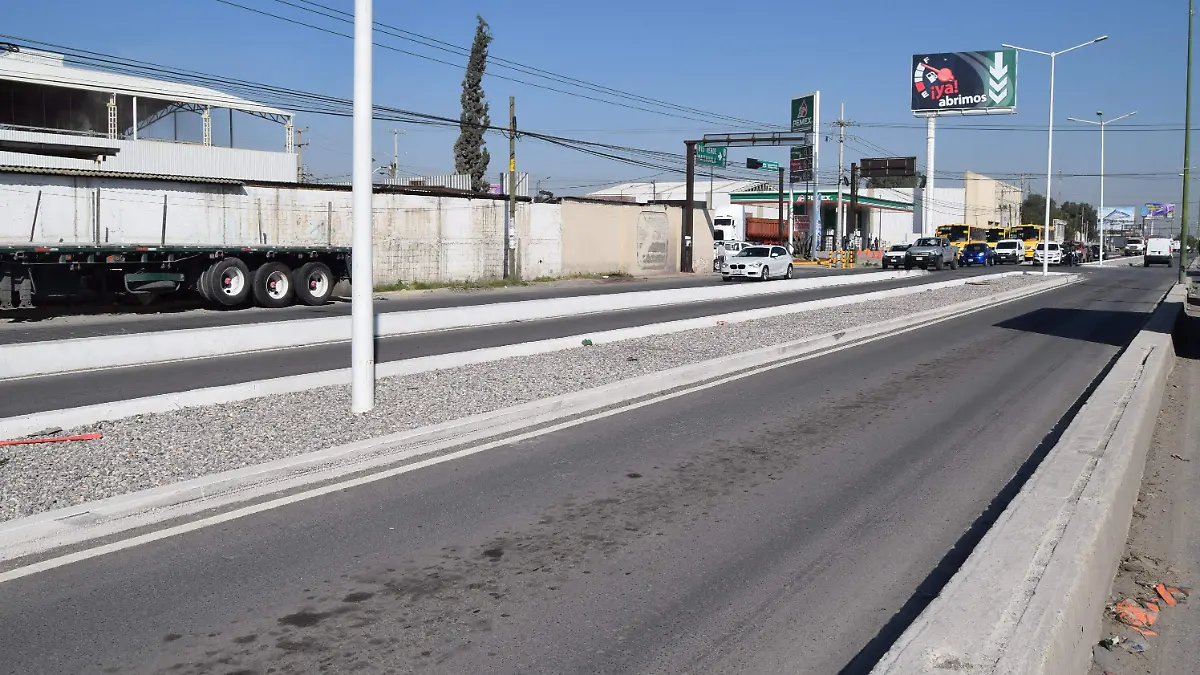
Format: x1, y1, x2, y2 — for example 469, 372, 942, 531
936, 224, 985, 252
1062, 241, 1087, 265
880, 243, 912, 270
993, 239, 1025, 265
905, 237, 958, 271
721, 245, 793, 281
1125, 237, 1145, 256
1009, 224, 1058, 261
713, 208, 747, 242
1088, 244, 1101, 261
713, 241, 752, 271
985, 227, 1007, 249
1033, 242, 1063, 266
1171, 239, 1182, 253
1144, 237, 1173, 267
959, 242, 994, 267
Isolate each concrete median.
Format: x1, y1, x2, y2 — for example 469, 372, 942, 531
870, 284, 1184, 675
0, 270, 928, 380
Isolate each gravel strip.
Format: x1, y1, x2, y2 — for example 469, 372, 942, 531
0, 275, 1045, 521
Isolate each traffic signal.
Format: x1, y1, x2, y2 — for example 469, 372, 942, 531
747, 158, 762, 169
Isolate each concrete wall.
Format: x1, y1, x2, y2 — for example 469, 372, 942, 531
1, 172, 707, 286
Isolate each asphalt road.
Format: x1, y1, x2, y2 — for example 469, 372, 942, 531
0, 266, 1012, 416
0, 266, 1175, 675
0, 266, 884, 345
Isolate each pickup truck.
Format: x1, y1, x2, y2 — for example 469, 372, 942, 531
905, 236, 958, 270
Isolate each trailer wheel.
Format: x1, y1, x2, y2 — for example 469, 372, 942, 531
195, 265, 215, 303
293, 262, 334, 306
252, 262, 295, 308
208, 257, 252, 307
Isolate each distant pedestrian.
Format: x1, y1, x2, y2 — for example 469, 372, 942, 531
714, 241, 727, 271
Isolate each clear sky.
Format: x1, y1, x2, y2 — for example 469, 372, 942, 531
3, 0, 1194, 208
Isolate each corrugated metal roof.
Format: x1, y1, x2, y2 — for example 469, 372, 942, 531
0, 164, 242, 185
0, 51, 289, 117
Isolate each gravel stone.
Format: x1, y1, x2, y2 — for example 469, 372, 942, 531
0, 275, 1044, 521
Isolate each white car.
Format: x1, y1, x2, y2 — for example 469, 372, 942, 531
1125, 238, 1145, 256
993, 239, 1025, 264
1144, 237, 1173, 267
1033, 242, 1062, 265
880, 243, 911, 270
722, 245, 793, 281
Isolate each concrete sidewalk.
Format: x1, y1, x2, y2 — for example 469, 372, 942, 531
1090, 312, 1200, 675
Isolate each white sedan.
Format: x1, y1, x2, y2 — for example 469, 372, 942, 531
721, 245, 793, 281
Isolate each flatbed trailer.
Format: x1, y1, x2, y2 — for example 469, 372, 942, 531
0, 243, 350, 310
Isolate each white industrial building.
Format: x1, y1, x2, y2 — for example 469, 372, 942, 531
0, 46, 298, 182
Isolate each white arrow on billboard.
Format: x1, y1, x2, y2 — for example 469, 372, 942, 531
989, 51, 1009, 104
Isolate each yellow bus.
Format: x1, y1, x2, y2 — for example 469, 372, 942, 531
1008, 224, 1058, 260
985, 227, 1007, 247
935, 224, 987, 252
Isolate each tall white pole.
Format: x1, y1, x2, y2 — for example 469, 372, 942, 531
925, 116, 936, 237
1041, 54, 1056, 276
836, 103, 845, 257
1099, 115, 1106, 265
351, 0, 375, 414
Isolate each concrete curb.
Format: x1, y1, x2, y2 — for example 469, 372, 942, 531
1082, 255, 1140, 267
870, 283, 1183, 675
0, 273, 1077, 566
0, 271, 1049, 441
0, 270, 928, 380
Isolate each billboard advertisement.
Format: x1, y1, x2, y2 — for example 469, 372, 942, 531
1142, 203, 1176, 218
911, 50, 1017, 113
1099, 206, 1138, 229
791, 92, 818, 134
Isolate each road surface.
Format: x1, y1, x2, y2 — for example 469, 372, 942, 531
0, 266, 1174, 675
0, 266, 884, 345
0, 266, 1011, 416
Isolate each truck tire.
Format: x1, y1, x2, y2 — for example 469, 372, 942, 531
949, 258, 957, 270
195, 266, 215, 303
252, 261, 295, 308
293, 261, 335, 306
208, 257, 252, 307
934, 257, 944, 271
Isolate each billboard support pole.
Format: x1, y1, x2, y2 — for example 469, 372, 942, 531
924, 116, 935, 237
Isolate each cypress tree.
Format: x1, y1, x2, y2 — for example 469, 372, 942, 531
454, 15, 493, 192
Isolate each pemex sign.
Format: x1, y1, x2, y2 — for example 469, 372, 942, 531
911, 50, 1016, 113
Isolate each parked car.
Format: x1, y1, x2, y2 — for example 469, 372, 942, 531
905, 237, 958, 270
1033, 242, 1063, 265
1088, 244, 1101, 261
721, 245, 793, 281
959, 242, 994, 267
880, 243, 912, 270
1125, 237, 1145, 256
1144, 237, 1173, 267
994, 239, 1025, 265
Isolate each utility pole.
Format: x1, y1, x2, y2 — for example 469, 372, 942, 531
508, 96, 520, 281
777, 166, 785, 247
1182, 0, 1195, 282
296, 127, 310, 183
350, 0, 375, 414
389, 128, 404, 180
836, 104, 846, 259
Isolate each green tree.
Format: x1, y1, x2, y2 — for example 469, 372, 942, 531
1021, 193, 1051, 226
454, 15, 493, 193
1058, 201, 1098, 240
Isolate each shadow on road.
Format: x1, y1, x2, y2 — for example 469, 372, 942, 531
836, 340, 1129, 674
994, 307, 1156, 345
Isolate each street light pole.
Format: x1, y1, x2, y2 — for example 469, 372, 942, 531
1182, 0, 1195, 283
350, 0, 375, 413
1004, 36, 1108, 276
1067, 110, 1137, 266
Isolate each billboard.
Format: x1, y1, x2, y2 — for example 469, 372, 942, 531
911, 50, 1017, 113
791, 92, 818, 134
1099, 206, 1137, 229
1143, 203, 1176, 218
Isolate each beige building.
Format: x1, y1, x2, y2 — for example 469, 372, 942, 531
964, 171, 1023, 230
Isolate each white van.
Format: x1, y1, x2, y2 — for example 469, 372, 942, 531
993, 239, 1025, 264
1144, 237, 1173, 267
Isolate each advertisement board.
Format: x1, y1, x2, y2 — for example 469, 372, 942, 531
1099, 206, 1138, 229
911, 50, 1017, 113
1142, 203, 1176, 218
791, 93, 817, 134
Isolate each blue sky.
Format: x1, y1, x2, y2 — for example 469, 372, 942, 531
3, 0, 1194, 207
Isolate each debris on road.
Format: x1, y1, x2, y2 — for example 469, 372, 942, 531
0, 432, 102, 448
1169, 453, 1190, 461
1112, 599, 1158, 636
1098, 634, 1123, 650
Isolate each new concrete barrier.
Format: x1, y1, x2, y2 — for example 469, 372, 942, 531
871, 283, 1184, 675
0, 270, 927, 380
0, 271, 1061, 441
0, 273, 1076, 569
